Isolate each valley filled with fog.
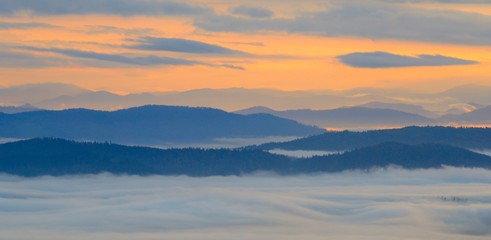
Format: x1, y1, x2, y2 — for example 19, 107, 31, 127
1, 167, 490, 240
2, 0, 491, 239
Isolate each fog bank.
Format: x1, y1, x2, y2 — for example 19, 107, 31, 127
1, 167, 490, 239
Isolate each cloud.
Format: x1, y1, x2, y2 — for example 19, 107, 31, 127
219, 64, 246, 71
16, 46, 245, 70
337, 51, 478, 68
0, 46, 69, 68
0, 0, 212, 16
128, 37, 294, 60
0, 167, 490, 239
230, 6, 274, 19
194, 2, 491, 46
0, 21, 59, 29
85, 25, 158, 36
18, 46, 199, 67
129, 37, 246, 55
223, 41, 265, 47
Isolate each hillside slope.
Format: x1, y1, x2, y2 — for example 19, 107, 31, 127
1, 138, 490, 176
0, 105, 324, 145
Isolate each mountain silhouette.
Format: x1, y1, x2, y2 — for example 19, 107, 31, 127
3, 83, 491, 121
236, 106, 434, 129
258, 126, 491, 151
0, 105, 324, 145
1, 138, 490, 176
438, 84, 491, 105
357, 101, 438, 118
439, 106, 491, 124
0, 83, 89, 105
0, 104, 40, 114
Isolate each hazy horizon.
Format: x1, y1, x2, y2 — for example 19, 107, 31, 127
4, 81, 491, 95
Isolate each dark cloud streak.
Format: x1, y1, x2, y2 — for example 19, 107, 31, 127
129, 37, 246, 55
0, 21, 59, 29
0, 47, 69, 68
337, 51, 478, 68
18, 46, 198, 66
16, 46, 245, 70
194, 3, 491, 46
85, 25, 158, 36
230, 5, 274, 19
0, 0, 212, 16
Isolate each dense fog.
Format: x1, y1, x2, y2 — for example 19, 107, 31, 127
1, 167, 490, 239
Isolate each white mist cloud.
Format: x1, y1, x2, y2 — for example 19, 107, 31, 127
0, 167, 491, 239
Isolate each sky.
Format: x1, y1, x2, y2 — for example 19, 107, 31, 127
1, 167, 491, 240
1, 0, 491, 93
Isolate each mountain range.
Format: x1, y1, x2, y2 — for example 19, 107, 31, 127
439, 106, 491, 124
236, 106, 434, 129
0, 105, 324, 146
2, 83, 491, 113
236, 105, 491, 129
357, 101, 439, 118
0, 104, 40, 114
2, 83, 491, 129
1, 138, 490, 177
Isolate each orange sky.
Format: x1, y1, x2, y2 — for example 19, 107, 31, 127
1, 1, 490, 93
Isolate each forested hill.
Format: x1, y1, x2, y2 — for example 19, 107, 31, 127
258, 126, 491, 151
0, 138, 289, 177
0, 105, 324, 145
297, 142, 491, 172
1, 138, 490, 177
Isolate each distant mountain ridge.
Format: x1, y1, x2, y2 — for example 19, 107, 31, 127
0, 83, 89, 105
439, 106, 491, 124
34, 87, 386, 112
438, 84, 491, 104
0, 105, 324, 145
1, 138, 490, 177
0, 104, 40, 114
3, 83, 491, 128
236, 106, 434, 129
4, 83, 491, 114
358, 101, 438, 118
258, 126, 491, 151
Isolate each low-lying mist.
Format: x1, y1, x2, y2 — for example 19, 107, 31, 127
1, 167, 490, 240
